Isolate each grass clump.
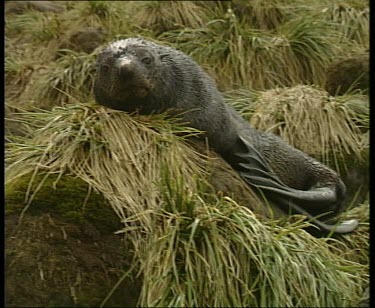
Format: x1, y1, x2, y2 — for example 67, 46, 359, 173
339, 94, 369, 132
229, 0, 285, 30
5, 51, 34, 100
86, 0, 112, 19
134, 1, 208, 34
158, 1, 368, 91
278, 17, 341, 86
133, 178, 367, 307
29, 51, 98, 108
223, 88, 260, 121
331, 201, 369, 265
321, 3, 369, 46
78, 1, 132, 35
5, 10, 61, 42
160, 14, 277, 90
162, 13, 344, 91
250, 85, 366, 170
5, 101, 207, 225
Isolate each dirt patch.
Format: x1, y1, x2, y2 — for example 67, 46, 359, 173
5, 175, 142, 307
5, 213, 141, 307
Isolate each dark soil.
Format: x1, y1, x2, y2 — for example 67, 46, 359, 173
325, 52, 369, 96
5, 175, 142, 307
5, 214, 141, 307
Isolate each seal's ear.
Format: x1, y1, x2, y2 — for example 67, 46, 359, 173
159, 53, 170, 61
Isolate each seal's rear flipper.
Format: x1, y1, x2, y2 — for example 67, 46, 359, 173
275, 197, 359, 234
236, 136, 337, 209
234, 136, 359, 235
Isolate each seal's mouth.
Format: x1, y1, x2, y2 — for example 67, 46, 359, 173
110, 72, 154, 100
111, 84, 151, 100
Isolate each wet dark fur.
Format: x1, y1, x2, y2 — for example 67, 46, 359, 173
94, 38, 358, 235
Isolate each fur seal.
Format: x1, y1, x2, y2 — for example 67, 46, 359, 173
93, 38, 358, 235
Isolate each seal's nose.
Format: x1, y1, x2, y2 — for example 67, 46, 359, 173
116, 57, 135, 79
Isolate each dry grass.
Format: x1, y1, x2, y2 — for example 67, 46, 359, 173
134, 190, 367, 307
5, 10, 61, 42
161, 13, 348, 91
134, 1, 208, 34
250, 85, 366, 170
5, 102, 207, 224
29, 51, 98, 109
331, 201, 369, 265
223, 88, 260, 121
229, 0, 285, 30
158, 0, 368, 91
5, 102, 368, 307
321, 3, 369, 46
5, 49, 34, 100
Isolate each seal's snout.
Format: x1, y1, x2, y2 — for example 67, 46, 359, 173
117, 57, 135, 80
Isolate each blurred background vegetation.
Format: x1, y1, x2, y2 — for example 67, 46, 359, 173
5, 0, 369, 100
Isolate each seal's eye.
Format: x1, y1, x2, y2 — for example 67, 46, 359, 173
142, 57, 152, 65
101, 64, 110, 73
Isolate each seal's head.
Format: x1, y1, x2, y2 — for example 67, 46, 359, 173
94, 38, 166, 113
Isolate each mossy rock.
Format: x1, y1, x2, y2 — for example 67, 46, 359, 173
5, 173, 141, 307
5, 173, 121, 234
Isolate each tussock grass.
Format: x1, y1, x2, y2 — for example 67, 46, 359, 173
230, 0, 285, 30
6, 101, 368, 307
321, 3, 369, 46
134, 192, 367, 306
158, 0, 368, 91
29, 51, 98, 108
250, 85, 366, 170
5, 56, 29, 80
78, 1, 132, 35
62, 1, 125, 27
5, 103, 36, 142
161, 17, 283, 90
162, 14, 345, 90
331, 201, 369, 265
70, 1, 144, 40
86, 0, 112, 19
278, 17, 341, 85
134, 1, 208, 34
5, 11, 61, 42
5, 102, 207, 224
5, 54, 34, 99
338, 94, 369, 133
223, 88, 260, 121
